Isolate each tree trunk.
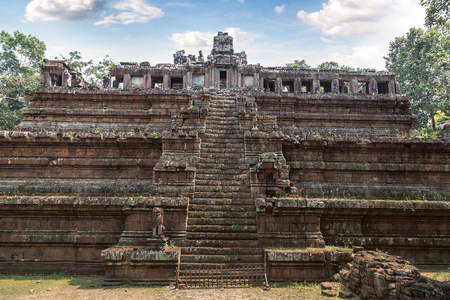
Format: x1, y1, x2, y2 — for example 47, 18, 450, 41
431, 112, 436, 131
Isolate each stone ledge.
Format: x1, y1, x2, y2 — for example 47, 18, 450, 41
0, 196, 189, 207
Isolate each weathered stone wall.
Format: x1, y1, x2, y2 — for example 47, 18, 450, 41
340, 250, 450, 299
256, 199, 450, 265
0, 131, 162, 196
265, 248, 352, 283
321, 200, 450, 265
283, 138, 449, 200
21, 89, 200, 132
0, 196, 188, 274
255, 93, 415, 137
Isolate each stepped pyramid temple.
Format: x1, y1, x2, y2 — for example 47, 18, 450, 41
0, 32, 449, 287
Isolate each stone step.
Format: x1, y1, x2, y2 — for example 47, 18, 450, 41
195, 179, 242, 186
177, 239, 259, 248
202, 131, 241, 136
188, 203, 255, 212
193, 187, 249, 195
200, 148, 243, 154
190, 197, 252, 204
194, 182, 249, 189
198, 154, 244, 160
201, 139, 243, 145
185, 232, 259, 240
180, 254, 262, 264
195, 169, 244, 175
181, 247, 263, 256
205, 124, 240, 128
205, 130, 240, 135
188, 217, 256, 225
187, 224, 257, 233
200, 142, 243, 147
188, 210, 255, 219
195, 167, 247, 176
196, 163, 245, 170
205, 121, 240, 126
196, 165, 243, 172
192, 192, 251, 198
200, 143, 243, 149
207, 109, 237, 114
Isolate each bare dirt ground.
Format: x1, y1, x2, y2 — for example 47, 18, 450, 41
1, 266, 448, 300
0, 275, 333, 300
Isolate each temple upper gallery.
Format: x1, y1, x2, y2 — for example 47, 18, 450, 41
40, 31, 400, 95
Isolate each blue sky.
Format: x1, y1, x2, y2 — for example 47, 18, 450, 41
1, 0, 426, 70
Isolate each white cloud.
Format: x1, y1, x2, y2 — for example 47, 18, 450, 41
274, 5, 285, 14
168, 27, 254, 50
297, 0, 426, 70
327, 44, 385, 69
169, 31, 214, 48
238, 0, 245, 3
297, 0, 425, 37
26, 0, 105, 22
94, 0, 163, 26
320, 37, 336, 43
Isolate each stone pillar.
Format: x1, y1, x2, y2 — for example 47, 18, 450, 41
313, 79, 320, 94
260, 77, 264, 91
44, 72, 51, 87
163, 74, 170, 90
62, 71, 71, 88
369, 78, 378, 94
350, 78, 358, 94
237, 73, 242, 88
205, 70, 210, 87
331, 79, 339, 94
254, 73, 260, 89
214, 68, 219, 88
276, 77, 282, 93
186, 72, 192, 89
294, 78, 302, 93
232, 68, 238, 88
123, 74, 131, 89
144, 74, 151, 89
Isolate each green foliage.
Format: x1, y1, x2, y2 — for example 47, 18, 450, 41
286, 59, 310, 68
317, 61, 340, 69
85, 55, 115, 85
421, 0, 450, 27
287, 59, 370, 72
0, 101, 22, 129
0, 31, 46, 77
385, 24, 450, 133
0, 31, 45, 129
55, 51, 115, 85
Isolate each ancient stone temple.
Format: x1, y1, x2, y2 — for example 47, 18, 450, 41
0, 32, 449, 286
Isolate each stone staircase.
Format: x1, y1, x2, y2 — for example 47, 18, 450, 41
179, 91, 263, 268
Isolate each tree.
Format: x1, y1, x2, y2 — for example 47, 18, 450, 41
286, 59, 310, 68
0, 31, 46, 77
0, 31, 45, 129
317, 61, 340, 69
85, 55, 115, 84
55, 51, 115, 85
385, 24, 450, 133
421, 0, 450, 27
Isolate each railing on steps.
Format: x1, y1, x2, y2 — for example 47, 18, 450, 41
176, 263, 269, 289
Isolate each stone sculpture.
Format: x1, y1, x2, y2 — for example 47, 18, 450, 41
152, 207, 164, 236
